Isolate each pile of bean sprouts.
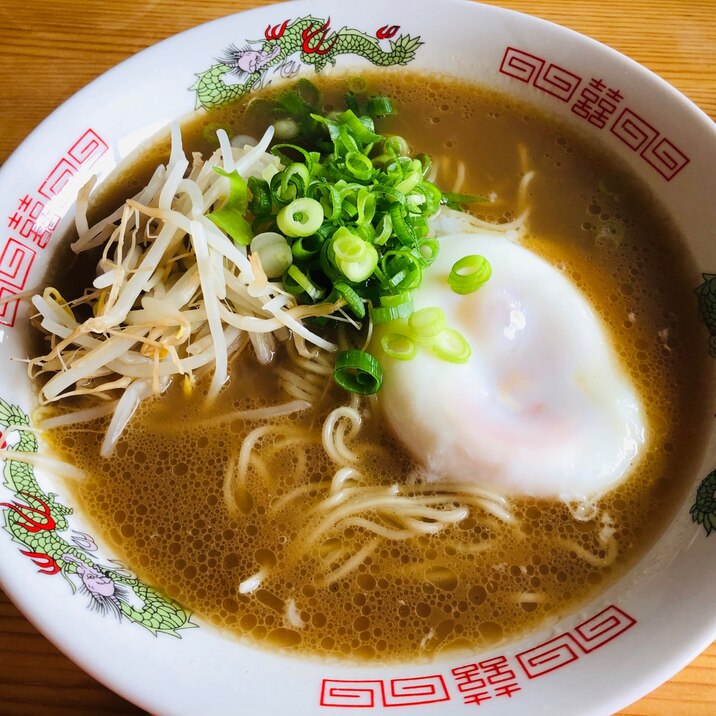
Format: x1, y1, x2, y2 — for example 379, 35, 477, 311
28, 125, 348, 456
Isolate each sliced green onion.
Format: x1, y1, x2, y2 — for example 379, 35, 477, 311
334, 281, 365, 318
337, 109, 382, 145
286, 265, 324, 301
270, 172, 297, 206
373, 213, 393, 246
224, 83, 456, 341
449, 255, 492, 295
206, 167, 252, 245
406, 191, 426, 214
345, 92, 360, 114
272, 143, 318, 172
380, 333, 417, 361
282, 267, 305, 295
385, 156, 410, 183
372, 184, 406, 206
334, 123, 361, 155
291, 234, 323, 261
417, 182, 442, 215
408, 215, 429, 240
332, 228, 366, 262
334, 350, 383, 395
381, 250, 422, 291
345, 152, 374, 181
248, 177, 272, 217
356, 188, 376, 226
331, 228, 379, 282
418, 238, 440, 266
273, 118, 300, 140
384, 135, 410, 156
408, 307, 447, 344
441, 192, 487, 205
389, 204, 417, 247
283, 163, 310, 194
432, 328, 472, 363
309, 181, 342, 222
250, 232, 293, 278
278, 87, 314, 117
394, 159, 424, 195
352, 223, 376, 243
380, 292, 412, 308
372, 300, 414, 324
293, 78, 320, 109
415, 153, 432, 177
271, 163, 310, 204
366, 96, 395, 118
277, 198, 324, 238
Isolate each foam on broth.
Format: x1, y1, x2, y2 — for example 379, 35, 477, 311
43, 72, 713, 661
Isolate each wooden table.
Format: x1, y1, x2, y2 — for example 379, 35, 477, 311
0, 0, 714, 713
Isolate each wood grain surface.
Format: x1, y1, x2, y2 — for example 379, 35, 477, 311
1, 1, 715, 714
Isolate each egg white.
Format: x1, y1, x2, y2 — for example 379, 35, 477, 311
375, 231, 647, 501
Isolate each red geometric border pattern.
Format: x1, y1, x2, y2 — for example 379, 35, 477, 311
534, 63, 582, 102
382, 676, 450, 707
498, 46, 582, 103
0, 238, 36, 290
2, 127, 109, 329
610, 108, 659, 152
572, 605, 637, 653
320, 680, 383, 708
320, 676, 449, 708
516, 633, 581, 679
67, 129, 109, 167
0, 284, 20, 327
499, 46, 690, 182
37, 158, 77, 201
641, 136, 690, 181
516, 603, 637, 680
318, 605, 636, 707
499, 46, 545, 84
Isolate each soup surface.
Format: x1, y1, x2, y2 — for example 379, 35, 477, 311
43, 72, 712, 661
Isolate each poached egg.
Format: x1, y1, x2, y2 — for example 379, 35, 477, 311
375, 231, 646, 501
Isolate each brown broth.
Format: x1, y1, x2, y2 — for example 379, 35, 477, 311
44, 72, 713, 662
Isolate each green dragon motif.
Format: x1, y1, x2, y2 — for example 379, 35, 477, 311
691, 274, 716, 535
695, 273, 716, 356
0, 397, 193, 636
191, 16, 423, 109
692, 469, 716, 535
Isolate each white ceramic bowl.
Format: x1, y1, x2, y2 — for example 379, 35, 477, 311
1, 1, 715, 713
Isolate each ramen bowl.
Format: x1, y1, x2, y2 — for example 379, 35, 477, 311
1, 1, 715, 714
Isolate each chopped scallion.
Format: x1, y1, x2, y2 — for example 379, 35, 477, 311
432, 328, 472, 363
277, 197, 324, 237
366, 96, 396, 118
250, 232, 293, 278
441, 191, 488, 207
286, 265, 324, 301
345, 152, 375, 181
380, 333, 417, 361
334, 281, 366, 318
334, 350, 383, 395
331, 228, 379, 282
449, 255, 492, 294
380, 292, 412, 308
206, 167, 252, 245
372, 300, 414, 324
408, 307, 447, 343
247, 177, 272, 217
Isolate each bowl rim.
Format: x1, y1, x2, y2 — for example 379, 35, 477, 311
1, 1, 716, 714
